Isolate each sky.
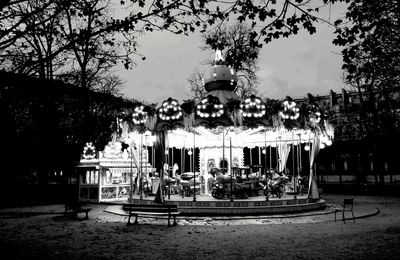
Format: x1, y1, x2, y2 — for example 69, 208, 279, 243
118, 3, 348, 104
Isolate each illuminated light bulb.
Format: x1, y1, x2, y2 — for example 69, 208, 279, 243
188, 150, 192, 155
304, 145, 310, 151
245, 98, 251, 103
320, 143, 326, 149
326, 139, 333, 146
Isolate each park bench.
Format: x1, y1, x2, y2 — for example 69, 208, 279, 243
64, 201, 92, 220
123, 203, 180, 226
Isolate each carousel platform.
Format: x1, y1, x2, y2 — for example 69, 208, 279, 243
102, 193, 326, 216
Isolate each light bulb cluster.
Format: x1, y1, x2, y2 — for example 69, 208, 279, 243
240, 96, 266, 118
320, 135, 333, 149
304, 135, 333, 151
116, 117, 124, 132
83, 142, 96, 160
279, 100, 299, 120
196, 97, 224, 118
132, 105, 147, 124
158, 98, 183, 121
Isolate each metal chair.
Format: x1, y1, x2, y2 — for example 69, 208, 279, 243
335, 198, 355, 223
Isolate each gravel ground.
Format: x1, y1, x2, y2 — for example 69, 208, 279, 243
0, 193, 399, 259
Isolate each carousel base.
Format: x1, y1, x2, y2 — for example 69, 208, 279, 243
104, 193, 326, 216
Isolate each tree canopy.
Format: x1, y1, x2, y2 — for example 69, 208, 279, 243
333, 0, 400, 137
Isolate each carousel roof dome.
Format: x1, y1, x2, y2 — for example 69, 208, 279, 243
203, 50, 238, 93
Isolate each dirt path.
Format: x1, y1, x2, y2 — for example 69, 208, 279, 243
0, 194, 399, 259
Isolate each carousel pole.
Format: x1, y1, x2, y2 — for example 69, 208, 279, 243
269, 142, 272, 170
264, 129, 267, 175
193, 131, 196, 202
292, 132, 296, 193
230, 137, 233, 202
166, 133, 171, 200
145, 134, 148, 198
172, 147, 174, 174
250, 146, 253, 166
222, 129, 225, 171
297, 133, 301, 180
276, 137, 280, 172
140, 133, 143, 200
129, 144, 134, 203
258, 146, 261, 177
152, 145, 155, 169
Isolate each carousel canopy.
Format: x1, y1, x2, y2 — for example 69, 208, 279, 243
102, 50, 335, 154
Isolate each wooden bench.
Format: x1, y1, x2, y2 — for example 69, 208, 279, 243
64, 201, 92, 220
123, 203, 180, 226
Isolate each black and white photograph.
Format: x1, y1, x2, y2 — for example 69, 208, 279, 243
0, 0, 399, 259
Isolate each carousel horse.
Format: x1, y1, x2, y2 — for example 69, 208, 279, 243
178, 172, 201, 197
262, 169, 290, 199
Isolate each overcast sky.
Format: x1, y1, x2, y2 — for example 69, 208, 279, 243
118, 3, 348, 104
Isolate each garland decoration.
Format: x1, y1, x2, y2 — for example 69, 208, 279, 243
226, 99, 242, 126
158, 98, 183, 121
279, 99, 299, 120
308, 105, 321, 126
145, 115, 157, 131
132, 105, 148, 124
196, 95, 224, 118
83, 142, 96, 160
240, 95, 266, 118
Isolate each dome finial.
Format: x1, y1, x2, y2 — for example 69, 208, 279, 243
215, 50, 224, 63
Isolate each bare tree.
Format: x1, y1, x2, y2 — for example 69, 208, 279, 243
93, 73, 125, 96
187, 22, 260, 99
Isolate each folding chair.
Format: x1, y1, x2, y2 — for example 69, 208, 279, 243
335, 198, 355, 223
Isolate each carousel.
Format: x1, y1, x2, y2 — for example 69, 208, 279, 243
76, 51, 334, 215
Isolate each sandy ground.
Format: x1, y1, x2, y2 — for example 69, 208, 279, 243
0, 193, 399, 259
